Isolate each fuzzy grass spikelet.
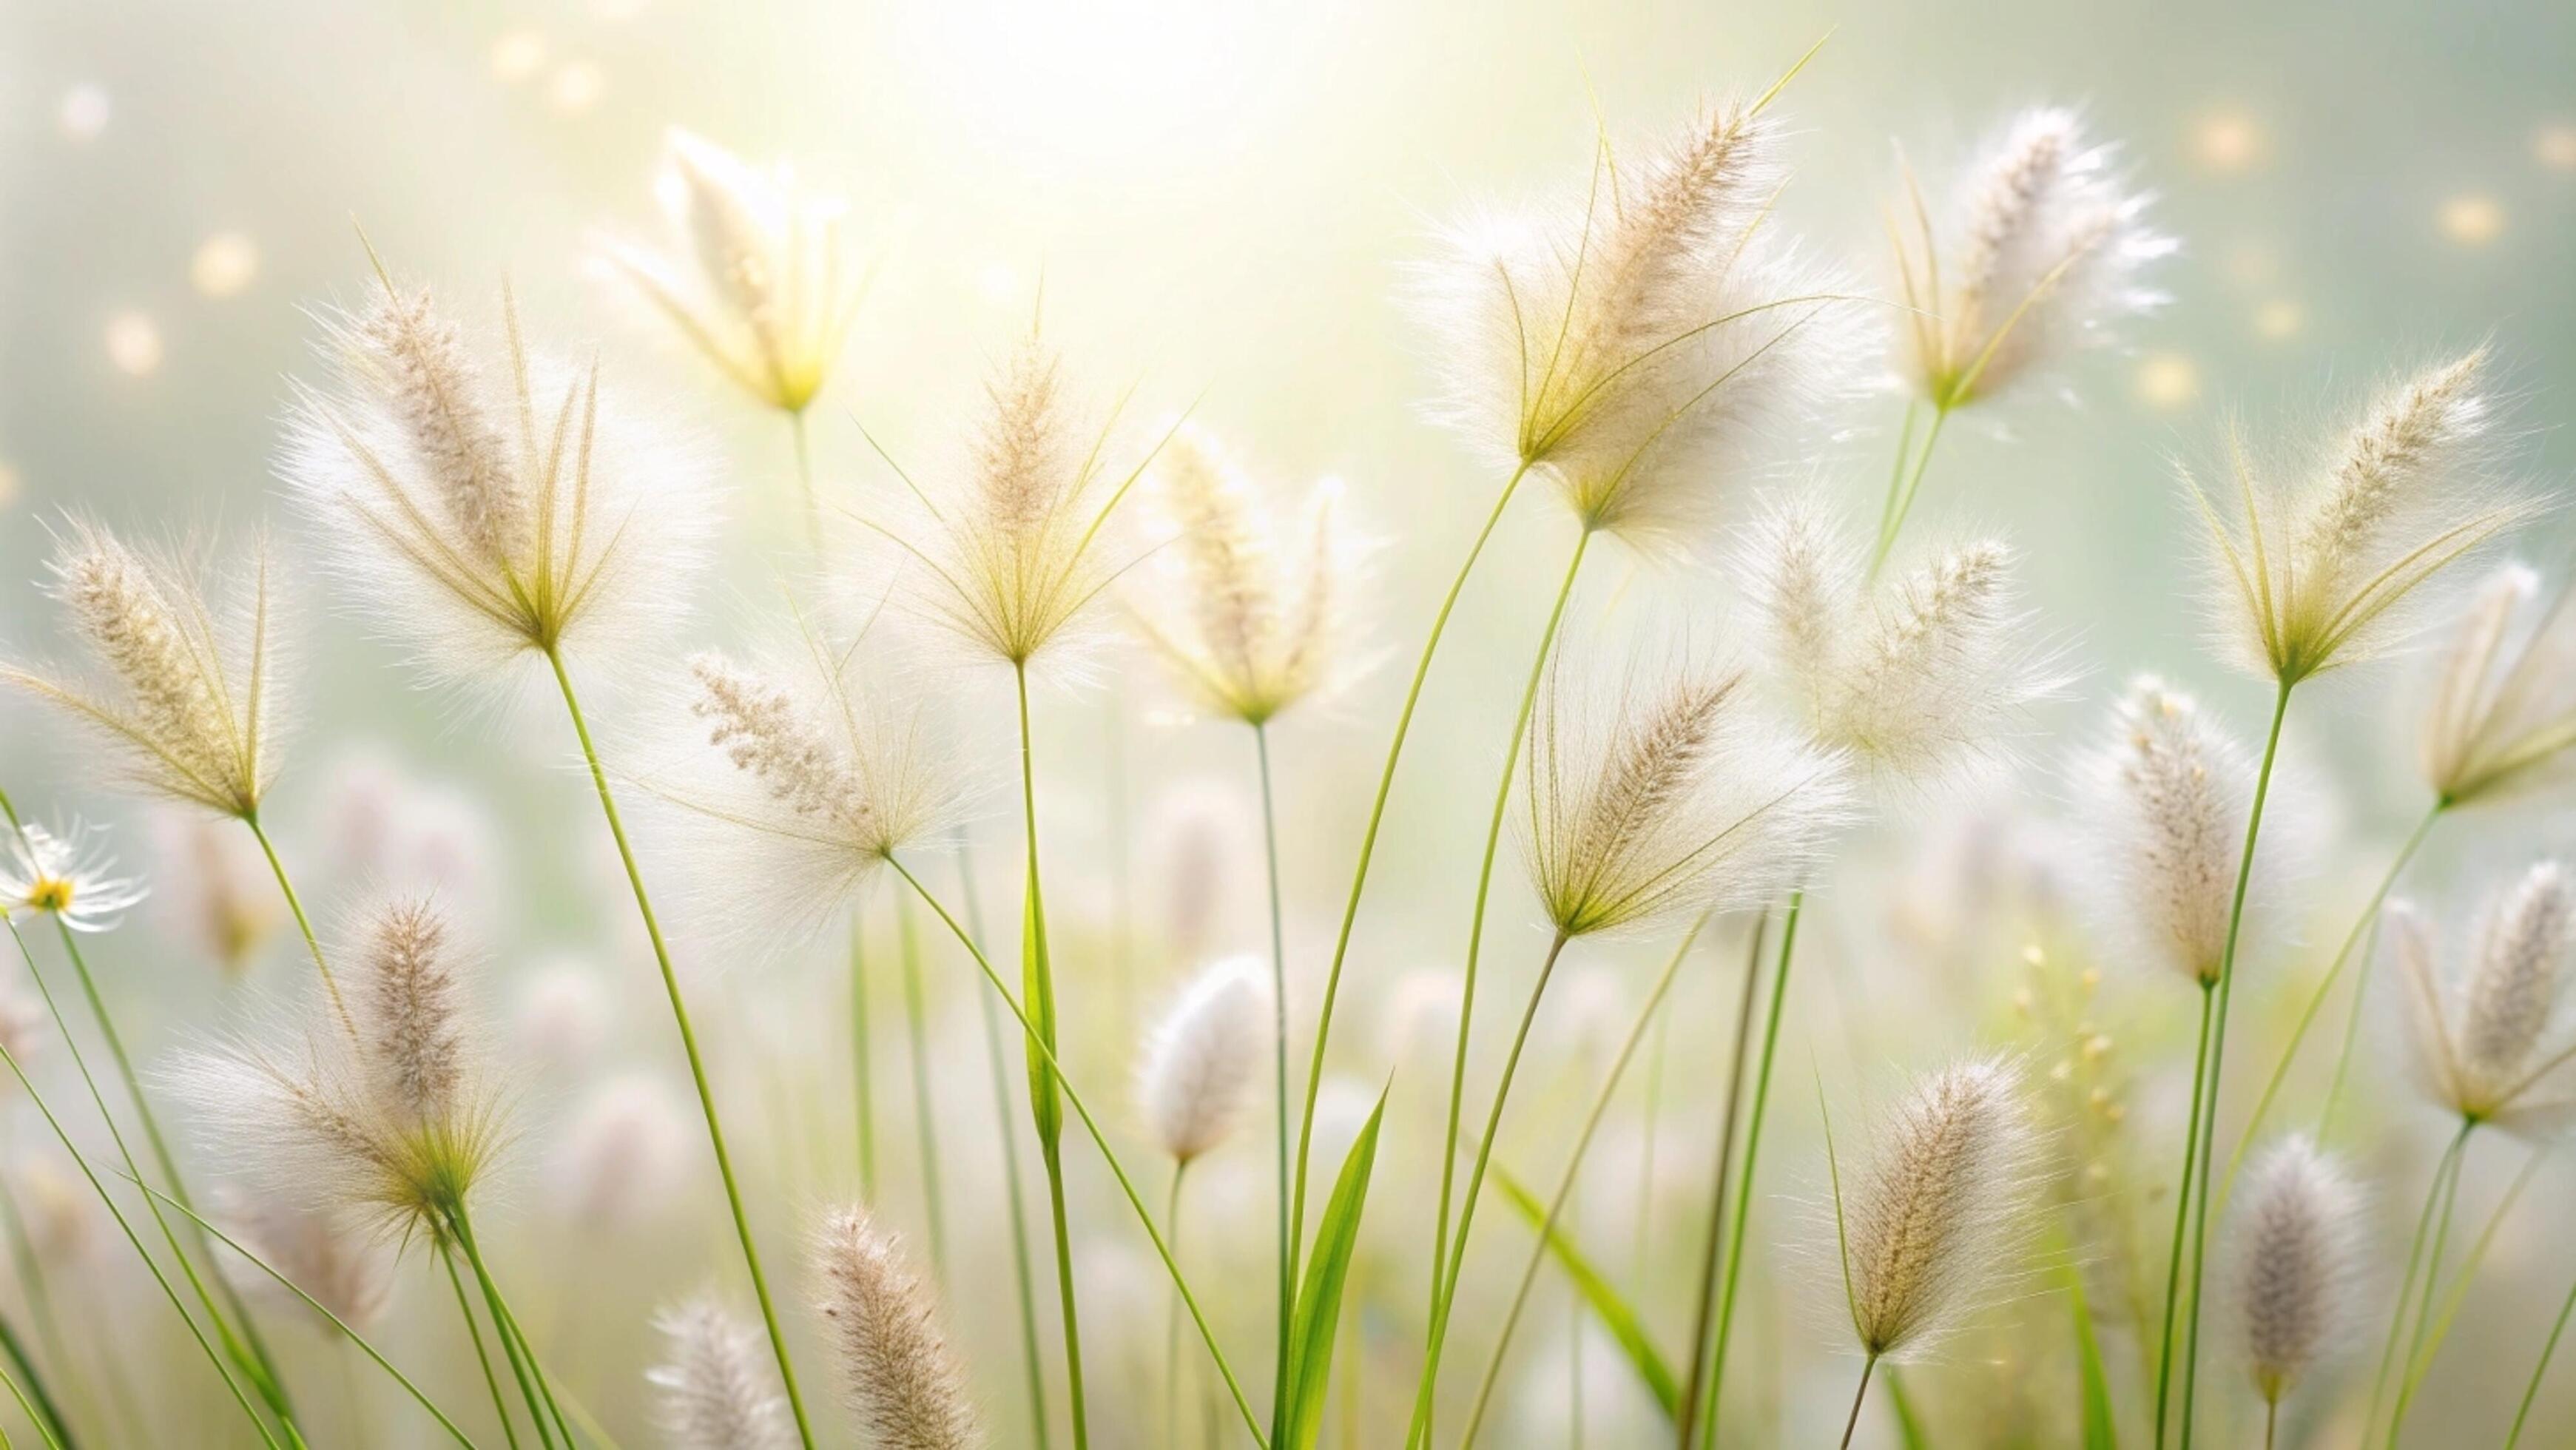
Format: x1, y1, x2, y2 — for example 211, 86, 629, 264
2390, 859, 2576, 1131
1828, 1055, 2041, 1361
2228, 1136, 2362, 1406
282, 262, 715, 693
812, 1205, 980, 1450
2418, 561, 2576, 807
651, 1296, 796, 1450
1136, 955, 1269, 1164
2, 520, 283, 817
2079, 675, 2273, 985
1523, 656, 1849, 937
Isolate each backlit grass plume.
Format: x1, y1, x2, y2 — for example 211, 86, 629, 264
2388, 860, 2576, 1132
281, 258, 714, 695
2418, 561, 2576, 808
1522, 656, 1850, 937
1420, 84, 1862, 559
2229, 1136, 2362, 1417
652, 1296, 796, 1450
1, 820, 146, 934
1136, 955, 1267, 1166
1746, 502, 2063, 794
2188, 348, 2537, 686
812, 1205, 980, 1450
1, 519, 283, 819
1128, 425, 1365, 724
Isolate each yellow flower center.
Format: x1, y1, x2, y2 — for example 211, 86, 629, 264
25, 877, 73, 914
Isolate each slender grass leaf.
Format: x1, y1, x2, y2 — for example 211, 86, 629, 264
1492, 1162, 1680, 1420
1276, 1090, 1385, 1449
2064, 1263, 2120, 1450
1021, 868, 1061, 1148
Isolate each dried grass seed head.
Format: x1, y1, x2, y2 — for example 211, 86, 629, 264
1, 820, 147, 934
602, 128, 866, 415
2390, 858, 2576, 1131
281, 263, 715, 696
2, 519, 284, 817
2188, 348, 2539, 685
2417, 560, 2576, 807
1129, 425, 1367, 724
1892, 106, 2172, 409
1136, 954, 1270, 1164
2228, 1135, 2363, 1406
651, 1296, 796, 1450
812, 1204, 981, 1450
1523, 652, 1850, 937
1420, 94, 1865, 562
1829, 1054, 2043, 1360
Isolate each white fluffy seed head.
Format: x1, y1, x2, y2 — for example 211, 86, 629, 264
650, 1296, 795, 1450
2078, 675, 2271, 985
1417, 95, 1862, 562
2228, 1136, 2363, 1406
2188, 349, 2538, 686
1136, 957, 1270, 1164
1744, 502, 2065, 798
281, 267, 715, 698
1830, 1055, 2041, 1360
2390, 860, 2576, 1130
2416, 561, 2576, 807
2, 520, 285, 818
811, 1206, 980, 1450
1523, 655, 1850, 937
354, 895, 463, 1124
1892, 106, 2172, 408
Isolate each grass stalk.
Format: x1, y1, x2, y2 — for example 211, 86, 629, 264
896, 894, 950, 1282
2152, 979, 2218, 1449
1838, 1354, 1881, 1450
1673, 914, 1771, 1449
1702, 891, 1805, 1443
2364, 1121, 2470, 1442
851, 908, 877, 1201
1253, 722, 1292, 1432
441, 1247, 527, 1450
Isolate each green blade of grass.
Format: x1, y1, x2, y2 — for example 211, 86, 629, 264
1492, 1162, 1680, 1419
1275, 1090, 1386, 1450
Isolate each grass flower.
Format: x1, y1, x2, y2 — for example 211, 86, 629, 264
2389, 860, 2576, 1131
1136, 956, 1267, 1167
652, 1297, 796, 1450
1, 519, 282, 819
2, 820, 146, 934
812, 1205, 980, 1450
1421, 89, 1861, 560
1746, 503, 2063, 795
1523, 658, 1850, 938
282, 260, 715, 695
2229, 1137, 2361, 1420
2188, 348, 2537, 687
1824, 1056, 2041, 1446
1128, 425, 1366, 725
2418, 561, 2576, 807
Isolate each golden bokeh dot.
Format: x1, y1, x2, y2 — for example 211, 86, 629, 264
2134, 353, 2200, 411
190, 232, 260, 298
2438, 194, 2506, 246
2221, 241, 2279, 287
2253, 300, 2302, 340
549, 61, 605, 114
2193, 112, 2265, 173
58, 84, 111, 141
2536, 124, 2576, 172
106, 312, 164, 377
491, 30, 548, 82
0, 462, 20, 511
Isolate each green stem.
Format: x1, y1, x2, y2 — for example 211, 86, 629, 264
2401, 1145, 2547, 1415
2221, 800, 2441, 1198
1408, 931, 1574, 1446
1163, 1163, 1191, 1450
2364, 1121, 2470, 1443
1838, 1355, 1880, 1450
441, 1246, 525, 1450
451, 1207, 565, 1450
2387, 1126, 2470, 1446
897, 894, 950, 1282
1461, 912, 1712, 1446
0, 1315, 68, 1450
887, 858, 1270, 1449
2319, 802, 2450, 1146
1869, 403, 1949, 579
851, 907, 877, 1201
1289, 462, 1532, 1279
2153, 979, 2218, 1450
242, 812, 351, 1035
1420, 525, 1593, 1446
1252, 721, 1292, 1435
2507, 1262, 2576, 1448
2177, 677, 2295, 1449
544, 646, 814, 1450
0, 1184, 78, 1449
1674, 914, 1772, 1450
1705, 892, 1806, 1438
959, 849, 1052, 1450
1011, 661, 1088, 1450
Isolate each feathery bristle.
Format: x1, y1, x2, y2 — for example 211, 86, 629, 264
2081, 676, 2264, 985
1832, 1056, 2040, 1360
2229, 1136, 2363, 1405
650, 1297, 795, 1450
812, 1206, 980, 1450
351, 284, 526, 566
2391, 860, 2576, 1129
1525, 656, 1849, 937
689, 652, 868, 828
355, 896, 462, 1123
2417, 561, 2576, 806
1136, 956, 1268, 1164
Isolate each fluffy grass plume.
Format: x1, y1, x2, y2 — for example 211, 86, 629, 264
2389, 859, 2576, 1132
812, 1205, 981, 1450
651, 1296, 797, 1450
2228, 1136, 2363, 1408
2417, 561, 2576, 807
1135, 954, 1269, 1164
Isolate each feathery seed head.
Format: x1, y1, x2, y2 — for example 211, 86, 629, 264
650, 1296, 795, 1450
603, 129, 865, 415
2078, 676, 2275, 985
2228, 1136, 2363, 1406
1523, 654, 1850, 937
1829, 1055, 2042, 1360
1744, 503, 2065, 795
2390, 860, 2576, 1130
1136, 955, 1270, 1164
1892, 107, 2172, 408
353, 894, 462, 1124
1130, 426, 1368, 724
3, 519, 283, 817
283, 263, 715, 694
812, 1205, 981, 1450
1420, 95, 1863, 561
2417, 561, 2576, 807
1, 820, 146, 934
2188, 349, 2538, 685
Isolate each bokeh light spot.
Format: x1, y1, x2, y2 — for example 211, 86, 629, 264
190, 232, 260, 298
106, 312, 164, 377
